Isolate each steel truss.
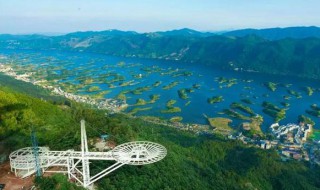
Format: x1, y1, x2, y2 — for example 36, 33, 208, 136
10, 120, 167, 188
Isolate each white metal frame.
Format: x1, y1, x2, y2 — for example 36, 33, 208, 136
9, 120, 167, 188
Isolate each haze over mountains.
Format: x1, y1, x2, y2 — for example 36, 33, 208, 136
1, 26, 320, 79
223, 26, 320, 40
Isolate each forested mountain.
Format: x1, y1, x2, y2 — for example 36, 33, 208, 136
1, 74, 320, 189
223, 26, 320, 40
0, 27, 320, 80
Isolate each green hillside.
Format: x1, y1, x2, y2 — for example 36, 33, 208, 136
1, 76, 320, 189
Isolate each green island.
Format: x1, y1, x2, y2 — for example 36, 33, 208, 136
115, 92, 127, 101
264, 82, 277, 91
166, 99, 176, 107
103, 73, 126, 84
79, 77, 94, 85
128, 107, 152, 115
288, 89, 302, 98
169, 116, 183, 122
91, 90, 111, 99
223, 109, 251, 120
279, 83, 292, 88
152, 81, 162, 87
192, 83, 201, 89
134, 98, 148, 106
283, 95, 291, 100
262, 101, 286, 122
149, 94, 160, 103
216, 77, 237, 88
281, 102, 290, 107
207, 96, 224, 104
87, 85, 101, 92
161, 99, 182, 113
172, 71, 193, 77
230, 102, 255, 116
177, 89, 189, 99
305, 86, 314, 96
161, 107, 181, 113
131, 86, 151, 95
162, 81, 179, 90
241, 98, 253, 104
119, 80, 134, 87
306, 104, 320, 117
298, 115, 315, 126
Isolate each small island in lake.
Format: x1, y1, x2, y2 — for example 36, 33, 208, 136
207, 96, 224, 104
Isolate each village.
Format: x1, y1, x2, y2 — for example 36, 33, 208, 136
228, 121, 320, 165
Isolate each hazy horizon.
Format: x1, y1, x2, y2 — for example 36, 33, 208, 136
1, 25, 320, 36
1, 0, 320, 34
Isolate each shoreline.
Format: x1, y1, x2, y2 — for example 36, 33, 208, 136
0, 62, 211, 134
0, 63, 127, 114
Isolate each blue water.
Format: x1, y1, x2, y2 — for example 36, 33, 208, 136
1, 49, 320, 131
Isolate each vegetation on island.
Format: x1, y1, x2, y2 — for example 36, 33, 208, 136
161, 99, 181, 113
149, 94, 160, 103
281, 102, 290, 107
177, 89, 189, 99
216, 77, 237, 88
87, 86, 101, 92
241, 98, 253, 104
169, 116, 183, 122
162, 81, 179, 90
288, 89, 302, 98
128, 107, 152, 115
131, 86, 151, 95
230, 102, 255, 116
152, 81, 162, 87
134, 98, 148, 106
298, 115, 315, 126
115, 92, 127, 101
262, 101, 286, 122
192, 83, 201, 89
207, 96, 223, 104
283, 95, 291, 100
305, 86, 314, 96
306, 104, 320, 117
172, 71, 193, 77
264, 82, 277, 92
185, 101, 191, 106
91, 90, 111, 99
223, 109, 250, 121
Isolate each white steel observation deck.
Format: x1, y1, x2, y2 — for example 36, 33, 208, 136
9, 120, 167, 188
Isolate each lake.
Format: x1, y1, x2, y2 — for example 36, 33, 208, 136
1, 49, 320, 131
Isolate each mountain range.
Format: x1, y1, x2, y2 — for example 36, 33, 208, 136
0, 26, 320, 79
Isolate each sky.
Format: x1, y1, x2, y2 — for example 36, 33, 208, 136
0, 0, 319, 34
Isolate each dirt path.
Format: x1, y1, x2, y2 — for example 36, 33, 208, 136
0, 162, 35, 190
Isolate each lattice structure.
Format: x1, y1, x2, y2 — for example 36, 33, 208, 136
31, 128, 41, 177
9, 120, 167, 188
